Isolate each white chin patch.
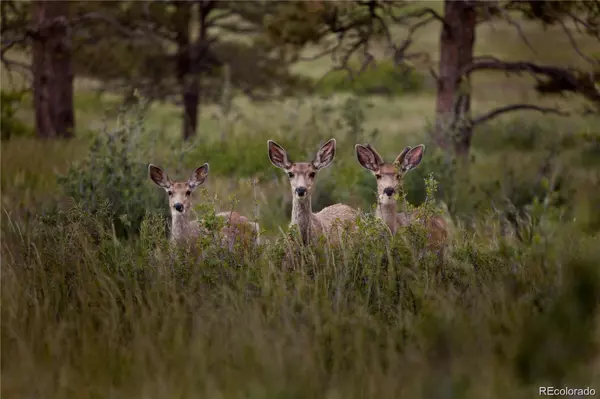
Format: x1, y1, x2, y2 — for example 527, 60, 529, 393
379, 194, 394, 204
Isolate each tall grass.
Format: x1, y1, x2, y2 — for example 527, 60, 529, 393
3, 99, 600, 398
2, 184, 599, 398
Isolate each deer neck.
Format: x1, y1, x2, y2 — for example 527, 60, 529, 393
171, 209, 199, 241
291, 195, 313, 245
376, 201, 398, 234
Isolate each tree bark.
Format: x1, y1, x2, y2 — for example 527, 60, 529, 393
174, 2, 195, 141
175, 1, 213, 141
434, 0, 476, 157
31, 0, 74, 139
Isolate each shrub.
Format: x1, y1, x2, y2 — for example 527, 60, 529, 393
1, 89, 33, 141
314, 61, 425, 97
57, 100, 168, 239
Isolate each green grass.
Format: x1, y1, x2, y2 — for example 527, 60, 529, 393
2, 8, 600, 399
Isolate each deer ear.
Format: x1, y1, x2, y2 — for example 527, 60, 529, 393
188, 163, 209, 190
365, 144, 385, 166
149, 164, 171, 189
312, 138, 336, 170
392, 146, 412, 169
355, 144, 379, 172
398, 144, 424, 172
267, 140, 292, 170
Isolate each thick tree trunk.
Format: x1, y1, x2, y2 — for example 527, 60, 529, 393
175, 1, 212, 141
31, 0, 74, 139
434, 0, 476, 157
174, 2, 196, 141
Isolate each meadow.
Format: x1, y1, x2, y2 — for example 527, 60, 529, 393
2, 11, 600, 399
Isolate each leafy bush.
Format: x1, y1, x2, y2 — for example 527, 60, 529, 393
1, 90, 33, 141
57, 101, 168, 239
314, 62, 425, 96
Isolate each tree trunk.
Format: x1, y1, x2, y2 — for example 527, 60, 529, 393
174, 2, 195, 141
434, 0, 476, 157
31, 0, 74, 139
175, 1, 213, 141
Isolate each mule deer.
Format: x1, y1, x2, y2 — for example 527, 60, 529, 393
148, 164, 260, 250
267, 139, 358, 246
355, 143, 448, 248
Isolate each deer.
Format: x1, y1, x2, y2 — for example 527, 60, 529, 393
354, 143, 448, 249
267, 138, 359, 246
148, 163, 260, 251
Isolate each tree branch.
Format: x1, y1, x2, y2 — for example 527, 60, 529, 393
556, 18, 599, 67
462, 58, 580, 88
471, 104, 569, 126
70, 12, 164, 44
388, 5, 449, 31
496, 6, 537, 55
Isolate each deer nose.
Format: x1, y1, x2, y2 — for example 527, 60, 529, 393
383, 187, 395, 197
174, 203, 184, 212
295, 187, 307, 197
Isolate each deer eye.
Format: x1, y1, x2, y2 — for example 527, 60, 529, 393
375, 174, 382, 180
287, 172, 294, 178
309, 172, 316, 178
185, 190, 191, 196
167, 191, 173, 196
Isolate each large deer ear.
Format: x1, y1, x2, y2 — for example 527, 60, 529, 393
397, 144, 424, 172
365, 144, 385, 166
312, 138, 336, 170
355, 144, 379, 172
187, 163, 209, 190
392, 146, 412, 169
267, 140, 292, 170
149, 164, 171, 189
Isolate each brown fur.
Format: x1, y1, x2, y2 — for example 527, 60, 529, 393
355, 143, 448, 249
268, 139, 358, 246
148, 164, 260, 250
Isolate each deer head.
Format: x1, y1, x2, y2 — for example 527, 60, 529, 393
355, 143, 424, 205
148, 164, 209, 215
267, 138, 336, 202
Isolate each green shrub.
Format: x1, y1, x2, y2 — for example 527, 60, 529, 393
1, 89, 33, 141
314, 61, 425, 97
56, 101, 168, 239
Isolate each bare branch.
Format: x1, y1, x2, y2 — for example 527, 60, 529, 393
563, 9, 600, 40
469, 54, 548, 84
394, 15, 436, 65
472, 104, 569, 126
496, 6, 537, 55
388, 6, 449, 31
556, 18, 599, 67
462, 58, 580, 88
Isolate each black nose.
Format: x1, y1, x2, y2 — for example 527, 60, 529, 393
174, 203, 184, 212
295, 187, 307, 197
383, 187, 395, 197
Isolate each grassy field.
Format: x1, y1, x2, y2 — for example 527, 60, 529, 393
2, 8, 600, 399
